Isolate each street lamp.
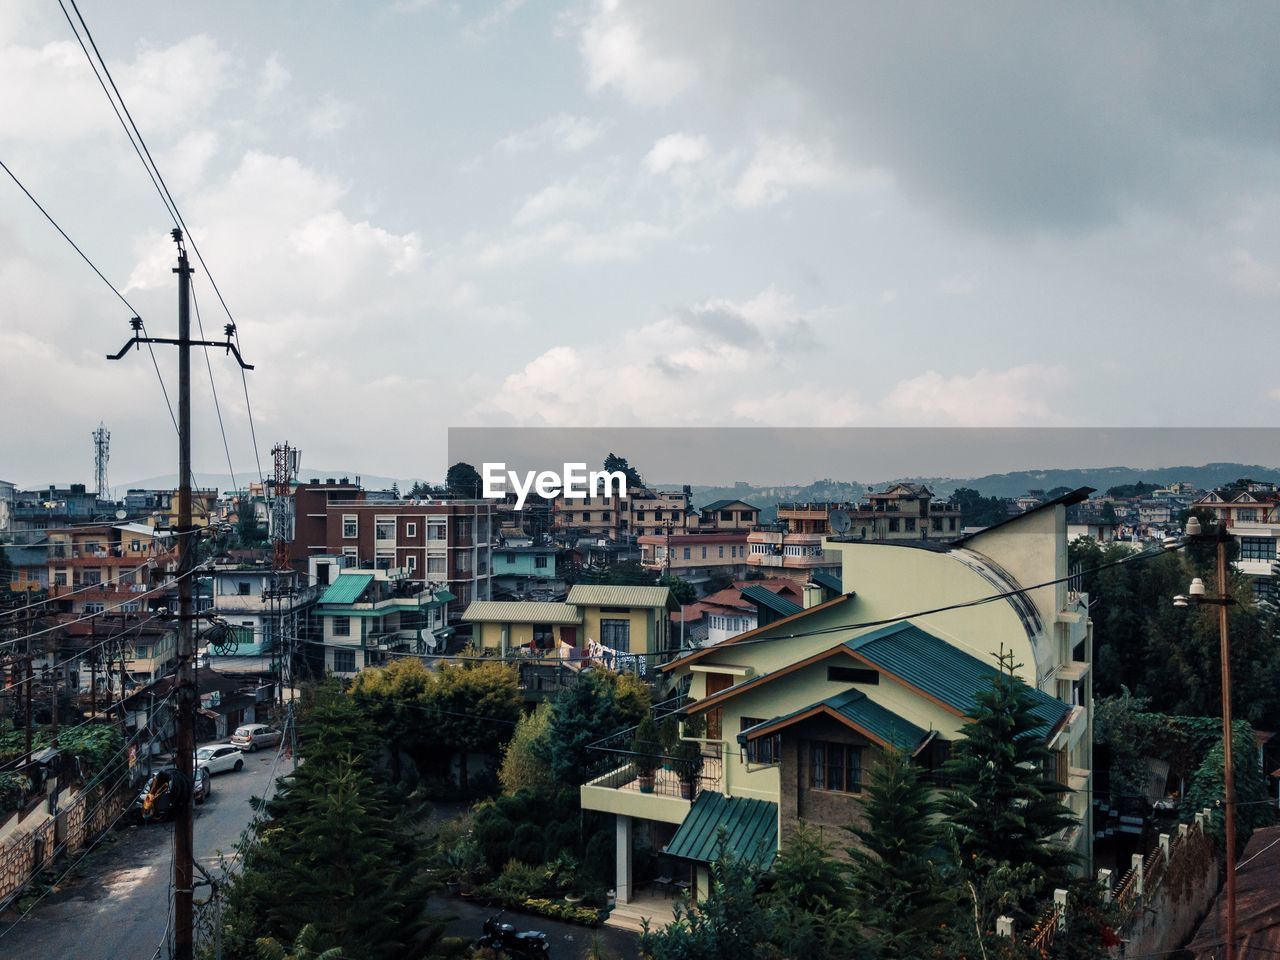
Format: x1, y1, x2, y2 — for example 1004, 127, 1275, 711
1172, 516, 1238, 960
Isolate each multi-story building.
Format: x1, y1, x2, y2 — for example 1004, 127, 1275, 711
552, 486, 695, 542
697, 579, 805, 647
311, 567, 453, 677
45, 522, 176, 616
0, 479, 14, 537
490, 542, 563, 598
692, 499, 760, 532
1193, 484, 1280, 602
207, 564, 319, 676
582, 490, 1094, 926
290, 478, 494, 616
638, 531, 750, 585
9, 484, 117, 544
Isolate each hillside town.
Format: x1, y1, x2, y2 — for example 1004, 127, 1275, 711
2, 453, 1279, 958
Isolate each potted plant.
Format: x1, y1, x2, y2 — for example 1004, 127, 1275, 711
632, 715, 661, 793
659, 716, 679, 771
676, 714, 706, 800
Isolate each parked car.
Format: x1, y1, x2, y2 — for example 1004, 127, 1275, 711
229, 724, 283, 752
196, 743, 245, 776
133, 766, 210, 823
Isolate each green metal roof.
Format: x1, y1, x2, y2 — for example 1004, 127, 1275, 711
317, 573, 373, 605
462, 601, 582, 625
810, 570, 843, 595
566, 584, 674, 609
700, 499, 757, 513
666, 792, 778, 870
846, 622, 1070, 741
740, 585, 803, 618
739, 688, 927, 753
426, 589, 455, 607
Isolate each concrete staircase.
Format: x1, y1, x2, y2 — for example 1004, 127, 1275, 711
605, 896, 677, 934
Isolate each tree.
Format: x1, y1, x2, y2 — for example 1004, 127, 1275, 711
350, 657, 435, 783
603, 453, 643, 490
498, 704, 554, 795
237, 506, 268, 547
766, 825, 862, 960
658, 574, 697, 606
220, 683, 452, 960
445, 462, 483, 498
941, 655, 1078, 925
846, 749, 955, 958
948, 488, 1009, 528
639, 847, 771, 960
538, 671, 626, 787
1183, 719, 1277, 854
424, 660, 522, 793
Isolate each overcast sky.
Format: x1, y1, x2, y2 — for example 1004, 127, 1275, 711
2, 1, 1279, 488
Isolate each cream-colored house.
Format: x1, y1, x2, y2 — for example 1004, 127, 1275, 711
580, 490, 1095, 929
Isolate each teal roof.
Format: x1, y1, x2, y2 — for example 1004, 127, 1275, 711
811, 570, 843, 595
846, 622, 1070, 741
740, 688, 927, 752
666, 792, 777, 870
740, 585, 803, 618
427, 589, 455, 607
317, 573, 373, 605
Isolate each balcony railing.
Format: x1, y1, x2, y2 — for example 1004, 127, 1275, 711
582, 695, 724, 800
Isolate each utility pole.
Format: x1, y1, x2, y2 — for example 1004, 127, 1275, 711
107, 229, 253, 960
23, 588, 32, 756
1215, 526, 1237, 960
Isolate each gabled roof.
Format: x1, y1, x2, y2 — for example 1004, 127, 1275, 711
317, 573, 374, 605
566, 584, 675, 609
661, 592, 856, 672
462, 601, 581, 625
666, 792, 777, 870
739, 688, 927, 753
740, 584, 803, 618
810, 570, 843, 595
949, 486, 1094, 546
700, 499, 759, 513
688, 621, 1070, 743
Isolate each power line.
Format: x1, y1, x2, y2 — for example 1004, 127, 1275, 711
190, 278, 238, 494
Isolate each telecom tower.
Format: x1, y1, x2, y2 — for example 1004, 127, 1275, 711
92, 422, 110, 499
270, 442, 300, 571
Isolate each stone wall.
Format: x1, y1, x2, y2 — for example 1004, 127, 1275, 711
777, 715, 878, 858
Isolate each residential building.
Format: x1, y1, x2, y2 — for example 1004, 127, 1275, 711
692, 499, 761, 531
637, 531, 750, 585
1193, 485, 1280, 602
582, 490, 1094, 922
311, 567, 453, 678
490, 541, 563, 598
695, 579, 805, 647
45, 522, 176, 616
1066, 504, 1121, 543
552, 486, 695, 542
463, 584, 677, 672
745, 526, 840, 582
207, 563, 319, 676
0, 479, 14, 536
289, 478, 494, 615
8, 483, 117, 544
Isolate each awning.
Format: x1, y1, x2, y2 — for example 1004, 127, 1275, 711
666, 792, 777, 870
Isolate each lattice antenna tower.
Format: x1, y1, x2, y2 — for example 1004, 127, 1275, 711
92, 422, 111, 498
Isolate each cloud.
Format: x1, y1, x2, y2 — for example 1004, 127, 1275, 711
466, 0, 529, 37
498, 114, 609, 154
731, 136, 879, 208
159, 129, 219, 193
879, 365, 1071, 426
579, 0, 696, 107
644, 133, 710, 174
305, 94, 352, 137
1219, 248, 1280, 297
259, 53, 291, 97
514, 180, 603, 225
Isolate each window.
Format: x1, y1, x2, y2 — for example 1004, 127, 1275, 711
342, 515, 358, 538
1240, 537, 1276, 561
131, 539, 142, 552
84, 569, 102, 585
1237, 508, 1259, 522
600, 618, 630, 652
931, 518, 943, 531
741, 717, 780, 764
405, 522, 417, 538
237, 581, 251, 596
888, 518, 900, 532
85, 602, 105, 614
701, 546, 707, 559
375, 549, 396, 570
375, 517, 396, 541
718, 546, 725, 558
342, 546, 359, 563
333, 616, 351, 637
828, 665, 879, 684
682, 547, 691, 560
636, 511, 646, 521
809, 741, 863, 793
582, 512, 591, 522
332, 649, 356, 673
406, 555, 417, 573
455, 517, 472, 539
535, 555, 548, 569
721, 511, 733, 522
135, 645, 150, 659
427, 520, 446, 541
949, 518, 957, 531
905, 518, 916, 532
55, 572, 67, 586
427, 551, 447, 576
602, 511, 611, 521
121, 602, 140, 613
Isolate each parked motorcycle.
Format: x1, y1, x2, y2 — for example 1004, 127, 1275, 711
477, 912, 550, 958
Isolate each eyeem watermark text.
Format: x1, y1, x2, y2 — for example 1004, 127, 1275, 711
482, 462, 628, 509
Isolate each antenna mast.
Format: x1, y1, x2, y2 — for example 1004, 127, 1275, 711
92, 422, 111, 499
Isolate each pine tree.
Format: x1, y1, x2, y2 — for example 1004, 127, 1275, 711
941, 654, 1078, 925
845, 748, 955, 958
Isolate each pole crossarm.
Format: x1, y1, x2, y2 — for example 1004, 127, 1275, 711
105, 334, 254, 369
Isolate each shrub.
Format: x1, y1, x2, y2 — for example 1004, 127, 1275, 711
496, 859, 546, 902
521, 898, 604, 926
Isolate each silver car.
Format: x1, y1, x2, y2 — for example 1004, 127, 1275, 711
229, 723, 282, 752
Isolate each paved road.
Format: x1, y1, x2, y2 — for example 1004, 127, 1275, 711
431, 896, 638, 960
0, 747, 286, 960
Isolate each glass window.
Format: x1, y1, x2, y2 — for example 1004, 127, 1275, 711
427, 551, 447, 575
237, 581, 251, 596
740, 717, 780, 764
342, 515, 358, 538
1240, 537, 1276, 561
809, 741, 863, 792
427, 520, 447, 541
600, 618, 630, 652
375, 517, 396, 540
719, 546, 724, 558
333, 649, 356, 673
333, 616, 351, 637
682, 547, 691, 560
405, 523, 417, 538
535, 555, 548, 569
406, 555, 417, 573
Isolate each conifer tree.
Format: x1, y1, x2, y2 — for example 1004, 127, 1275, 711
845, 748, 955, 958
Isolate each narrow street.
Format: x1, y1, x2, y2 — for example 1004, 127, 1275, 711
0, 748, 286, 960
430, 896, 639, 960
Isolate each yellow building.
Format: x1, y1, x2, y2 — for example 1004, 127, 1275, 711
463, 584, 677, 664
580, 491, 1095, 929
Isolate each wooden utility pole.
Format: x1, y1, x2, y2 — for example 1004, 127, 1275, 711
23, 588, 33, 756
1216, 527, 1237, 960
107, 229, 253, 960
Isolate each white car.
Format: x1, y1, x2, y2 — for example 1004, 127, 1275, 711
196, 743, 245, 775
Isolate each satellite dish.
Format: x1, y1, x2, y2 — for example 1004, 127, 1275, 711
829, 509, 852, 534
115, 509, 128, 520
